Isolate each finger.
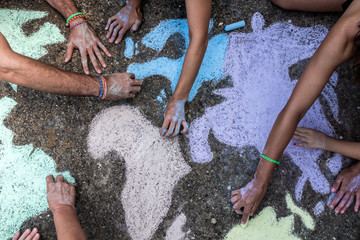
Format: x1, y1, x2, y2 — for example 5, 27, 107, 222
88, 50, 101, 74
131, 20, 142, 32
230, 194, 241, 205
166, 121, 176, 137
241, 207, 251, 225
355, 192, 360, 212
105, 15, 117, 31
340, 194, 354, 214
180, 120, 189, 134
98, 42, 111, 57
63, 179, 69, 184
107, 22, 118, 39
235, 209, 243, 215
64, 43, 75, 62
331, 175, 344, 193
335, 193, 350, 213
330, 190, 345, 209
160, 118, 171, 137
56, 174, 64, 182
18, 229, 31, 240
70, 184, 76, 196
94, 46, 107, 68
131, 86, 141, 92
296, 127, 310, 133
125, 92, 136, 99
131, 79, 143, 86
80, 50, 89, 74
110, 24, 123, 43
294, 130, 308, 138
46, 175, 54, 185
170, 121, 181, 137
231, 190, 240, 198
12, 232, 20, 240
250, 202, 260, 216
292, 133, 308, 142
25, 228, 38, 240
115, 27, 128, 44
33, 233, 40, 240
127, 72, 135, 79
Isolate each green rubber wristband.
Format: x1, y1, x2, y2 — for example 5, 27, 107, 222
261, 154, 280, 165
66, 12, 83, 25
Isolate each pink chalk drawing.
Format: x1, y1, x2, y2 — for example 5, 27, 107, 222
188, 13, 342, 212
87, 105, 191, 240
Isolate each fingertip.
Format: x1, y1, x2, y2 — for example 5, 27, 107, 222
160, 129, 166, 137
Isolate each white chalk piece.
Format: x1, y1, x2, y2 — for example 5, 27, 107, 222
225, 20, 246, 31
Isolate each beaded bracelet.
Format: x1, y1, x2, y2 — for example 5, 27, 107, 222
67, 14, 87, 26
69, 19, 87, 30
101, 77, 107, 100
66, 12, 84, 25
260, 154, 280, 165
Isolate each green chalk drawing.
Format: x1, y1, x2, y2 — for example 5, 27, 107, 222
225, 193, 315, 240
0, 9, 65, 91
0, 97, 74, 240
286, 193, 315, 230
225, 207, 300, 240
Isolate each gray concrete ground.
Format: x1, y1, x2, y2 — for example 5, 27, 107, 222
0, 0, 360, 239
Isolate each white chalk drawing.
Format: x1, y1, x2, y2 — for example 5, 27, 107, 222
165, 213, 187, 240
0, 97, 74, 240
225, 193, 314, 240
87, 105, 191, 240
127, 19, 228, 101
187, 13, 342, 214
0, 9, 65, 91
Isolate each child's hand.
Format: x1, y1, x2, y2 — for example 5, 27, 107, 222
12, 228, 40, 240
160, 98, 188, 137
46, 175, 76, 214
293, 127, 330, 149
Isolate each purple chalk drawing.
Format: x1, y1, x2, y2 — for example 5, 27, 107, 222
187, 13, 342, 213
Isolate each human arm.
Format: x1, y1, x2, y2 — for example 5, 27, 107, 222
105, 0, 142, 44
45, 0, 111, 74
293, 127, 360, 160
0, 33, 142, 100
46, 175, 87, 240
231, 3, 360, 224
160, 0, 211, 137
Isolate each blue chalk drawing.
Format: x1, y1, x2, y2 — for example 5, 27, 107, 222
0, 97, 74, 239
135, 42, 139, 55
127, 19, 228, 101
0, 9, 65, 91
157, 89, 166, 104
124, 37, 135, 58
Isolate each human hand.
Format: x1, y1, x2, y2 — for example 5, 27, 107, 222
46, 175, 76, 214
104, 73, 143, 100
293, 127, 330, 149
329, 162, 360, 214
105, 5, 142, 44
66, 21, 111, 74
12, 229, 40, 240
160, 99, 188, 137
231, 178, 268, 224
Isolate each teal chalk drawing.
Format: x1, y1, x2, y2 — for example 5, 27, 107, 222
0, 97, 74, 240
157, 89, 166, 104
135, 42, 139, 55
124, 37, 134, 58
0, 9, 65, 91
127, 19, 228, 101
225, 20, 246, 31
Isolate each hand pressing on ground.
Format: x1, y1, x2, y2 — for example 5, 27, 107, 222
104, 73, 143, 100
292, 127, 331, 149
12, 229, 40, 240
160, 98, 188, 137
329, 162, 360, 214
231, 178, 268, 225
105, 3, 142, 44
66, 20, 111, 74
46, 174, 75, 214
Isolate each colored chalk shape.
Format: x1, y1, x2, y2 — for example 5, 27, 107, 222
225, 20, 246, 31
0, 97, 74, 239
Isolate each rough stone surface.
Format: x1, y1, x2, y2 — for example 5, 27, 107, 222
0, 0, 360, 240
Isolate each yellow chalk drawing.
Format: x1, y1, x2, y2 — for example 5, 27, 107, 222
0, 9, 65, 90
225, 193, 315, 240
286, 192, 315, 230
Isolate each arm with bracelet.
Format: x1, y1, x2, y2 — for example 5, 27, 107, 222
0, 32, 142, 100
45, 0, 111, 74
231, 0, 360, 224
